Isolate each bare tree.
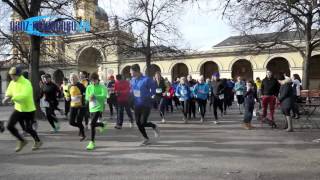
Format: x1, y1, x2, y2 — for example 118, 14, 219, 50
0, 0, 74, 115
220, 0, 320, 89
117, 0, 183, 76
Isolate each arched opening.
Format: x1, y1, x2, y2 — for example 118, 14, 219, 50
309, 55, 320, 89
266, 57, 290, 80
171, 63, 189, 81
146, 64, 161, 77
121, 66, 132, 80
200, 61, 219, 79
53, 69, 64, 85
78, 47, 103, 74
232, 59, 253, 81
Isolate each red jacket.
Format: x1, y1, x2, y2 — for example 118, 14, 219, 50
114, 80, 131, 104
163, 86, 174, 99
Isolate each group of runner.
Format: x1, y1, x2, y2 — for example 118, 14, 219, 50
1, 64, 302, 152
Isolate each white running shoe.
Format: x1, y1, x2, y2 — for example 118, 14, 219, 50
200, 118, 204, 123
161, 118, 166, 124
154, 125, 160, 138
129, 122, 134, 128
214, 120, 220, 125
140, 139, 150, 146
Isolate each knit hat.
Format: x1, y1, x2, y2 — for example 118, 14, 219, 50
8, 66, 22, 76
212, 72, 220, 78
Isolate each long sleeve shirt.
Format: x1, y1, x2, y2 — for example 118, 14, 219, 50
130, 75, 156, 107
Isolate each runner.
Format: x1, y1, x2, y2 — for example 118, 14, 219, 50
79, 71, 90, 129
114, 74, 134, 129
175, 77, 191, 123
164, 80, 174, 113
67, 73, 86, 141
210, 73, 225, 124
234, 76, 246, 114
106, 75, 117, 119
172, 77, 181, 110
187, 75, 197, 119
193, 76, 210, 123
130, 64, 160, 146
154, 72, 167, 123
41, 74, 60, 132
261, 70, 280, 128
85, 73, 108, 150
61, 78, 70, 118
2, 66, 42, 152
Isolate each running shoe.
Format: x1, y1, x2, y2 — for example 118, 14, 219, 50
16, 140, 28, 152
99, 122, 107, 133
140, 139, 150, 146
54, 122, 60, 131
114, 125, 122, 129
161, 118, 166, 124
80, 135, 86, 142
32, 141, 43, 151
200, 118, 204, 123
86, 141, 96, 150
129, 122, 134, 128
214, 120, 220, 125
154, 125, 160, 138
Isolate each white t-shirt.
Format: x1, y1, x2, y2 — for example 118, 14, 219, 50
292, 79, 301, 96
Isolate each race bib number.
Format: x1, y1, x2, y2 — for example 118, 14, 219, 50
133, 90, 141, 97
89, 100, 97, 109
199, 90, 205, 94
179, 97, 185, 101
156, 88, 162, 93
236, 91, 244, 95
166, 92, 171, 96
219, 94, 224, 100
181, 90, 187, 95
40, 98, 49, 108
71, 96, 81, 104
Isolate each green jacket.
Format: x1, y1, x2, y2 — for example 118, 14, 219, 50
85, 83, 109, 112
5, 76, 36, 112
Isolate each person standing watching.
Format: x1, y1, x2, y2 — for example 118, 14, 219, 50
261, 70, 280, 128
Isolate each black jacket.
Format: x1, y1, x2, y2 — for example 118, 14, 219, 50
261, 77, 280, 96
42, 82, 60, 104
279, 82, 294, 108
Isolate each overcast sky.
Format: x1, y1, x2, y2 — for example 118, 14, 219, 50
99, 0, 237, 50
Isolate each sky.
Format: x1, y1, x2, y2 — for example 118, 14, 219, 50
99, 0, 236, 51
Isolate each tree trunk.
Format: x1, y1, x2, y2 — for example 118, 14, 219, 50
29, 35, 42, 119
302, 55, 310, 90
145, 24, 152, 77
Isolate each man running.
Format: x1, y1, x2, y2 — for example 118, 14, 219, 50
114, 74, 134, 129
85, 73, 108, 150
2, 66, 42, 152
41, 74, 60, 132
130, 64, 160, 146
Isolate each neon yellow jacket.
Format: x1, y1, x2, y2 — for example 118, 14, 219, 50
85, 83, 109, 112
5, 76, 36, 112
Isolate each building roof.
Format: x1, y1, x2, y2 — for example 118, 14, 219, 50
214, 30, 319, 47
95, 6, 108, 21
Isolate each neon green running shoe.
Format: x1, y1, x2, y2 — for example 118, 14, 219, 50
16, 140, 28, 152
86, 141, 95, 151
99, 122, 107, 133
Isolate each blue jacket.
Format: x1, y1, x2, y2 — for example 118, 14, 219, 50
193, 83, 210, 100
130, 75, 156, 107
175, 84, 191, 101
234, 81, 246, 94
